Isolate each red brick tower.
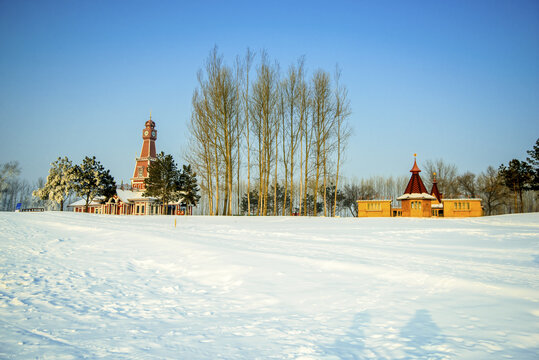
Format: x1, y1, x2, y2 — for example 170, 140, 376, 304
131, 114, 157, 190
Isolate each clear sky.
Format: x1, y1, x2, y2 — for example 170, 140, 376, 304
1, 0, 538, 185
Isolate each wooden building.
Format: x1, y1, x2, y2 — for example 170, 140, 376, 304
357, 156, 483, 218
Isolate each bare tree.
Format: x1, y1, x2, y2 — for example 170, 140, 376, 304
332, 66, 351, 216
311, 70, 333, 216
251, 52, 278, 215
457, 171, 477, 198
424, 159, 459, 198
477, 166, 508, 215
242, 48, 255, 215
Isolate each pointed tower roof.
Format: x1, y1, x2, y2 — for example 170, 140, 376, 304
397, 155, 436, 201
145, 111, 155, 128
430, 172, 442, 202
404, 155, 428, 194
410, 158, 421, 173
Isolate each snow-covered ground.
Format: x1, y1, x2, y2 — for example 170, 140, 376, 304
0, 212, 538, 359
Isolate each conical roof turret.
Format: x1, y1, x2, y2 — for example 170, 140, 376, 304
403, 155, 428, 194
430, 172, 442, 202
397, 154, 436, 201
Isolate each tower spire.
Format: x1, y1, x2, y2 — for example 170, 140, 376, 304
410, 153, 421, 173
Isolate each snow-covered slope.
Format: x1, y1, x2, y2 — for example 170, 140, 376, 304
1, 212, 538, 359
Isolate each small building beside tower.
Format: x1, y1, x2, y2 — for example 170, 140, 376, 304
357, 155, 482, 218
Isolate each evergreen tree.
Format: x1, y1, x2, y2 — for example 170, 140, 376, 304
241, 189, 259, 215
526, 138, 539, 190
179, 164, 201, 207
73, 156, 117, 212
143, 152, 182, 210
33, 157, 76, 211
499, 159, 534, 213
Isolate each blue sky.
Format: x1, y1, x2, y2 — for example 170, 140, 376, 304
1, 0, 538, 184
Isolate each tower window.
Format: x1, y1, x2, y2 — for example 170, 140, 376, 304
138, 166, 144, 178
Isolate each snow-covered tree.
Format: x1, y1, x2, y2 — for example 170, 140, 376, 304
73, 156, 116, 213
33, 157, 76, 211
0, 161, 21, 197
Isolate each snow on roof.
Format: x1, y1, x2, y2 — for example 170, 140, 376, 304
68, 197, 105, 207
396, 193, 437, 201
116, 189, 149, 202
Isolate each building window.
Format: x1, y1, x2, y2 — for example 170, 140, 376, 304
418, 202, 421, 209
467, 202, 470, 210
136, 205, 140, 213
141, 205, 145, 214
138, 166, 144, 178
367, 202, 381, 211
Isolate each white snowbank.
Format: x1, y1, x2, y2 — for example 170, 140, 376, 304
1, 212, 538, 359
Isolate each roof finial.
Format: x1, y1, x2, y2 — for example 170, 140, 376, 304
414, 153, 417, 158
149, 110, 152, 121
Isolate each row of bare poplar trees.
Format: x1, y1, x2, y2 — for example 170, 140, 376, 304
186, 48, 351, 216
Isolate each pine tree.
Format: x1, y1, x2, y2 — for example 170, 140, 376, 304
179, 164, 201, 207
143, 152, 182, 210
526, 138, 539, 191
499, 159, 534, 213
33, 157, 75, 211
73, 156, 116, 212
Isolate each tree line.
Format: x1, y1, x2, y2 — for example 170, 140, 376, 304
186, 47, 351, 216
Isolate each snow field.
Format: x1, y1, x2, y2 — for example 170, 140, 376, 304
0, 212, 538, 359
